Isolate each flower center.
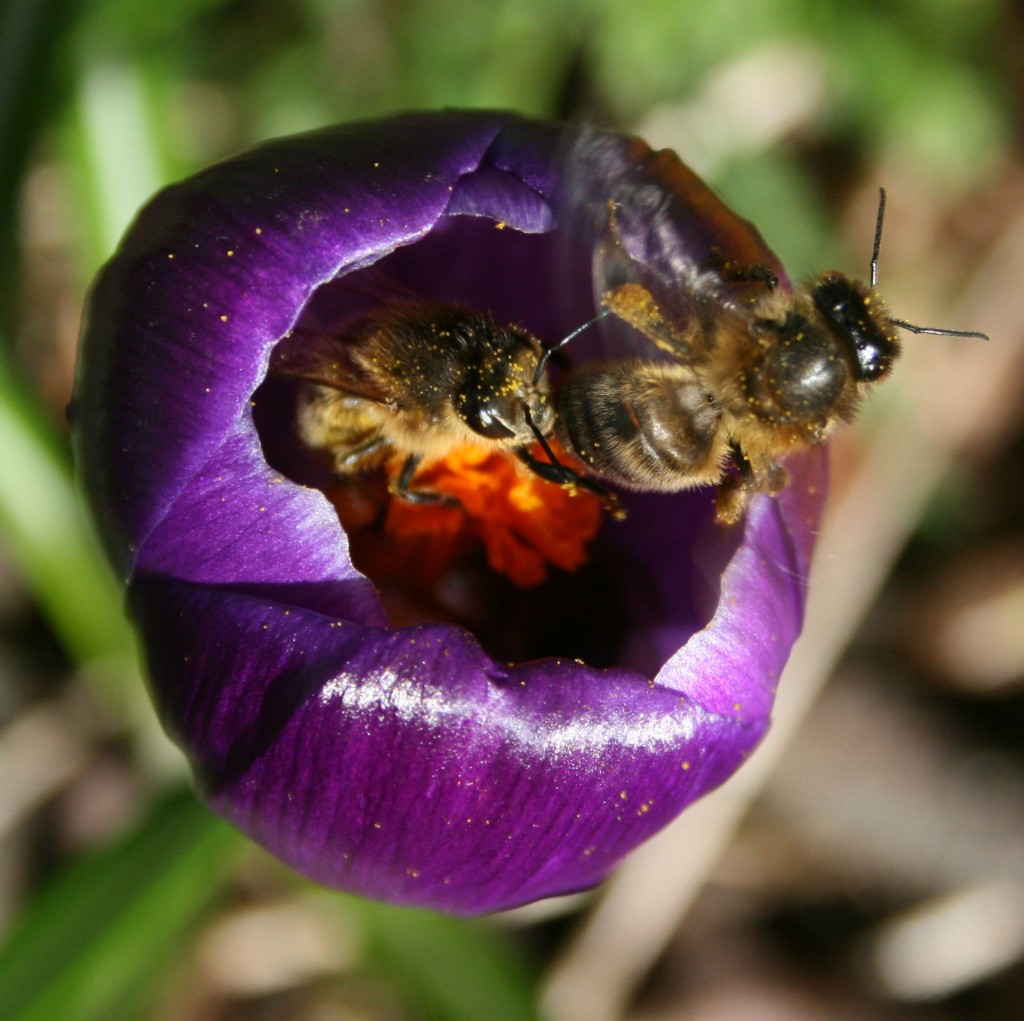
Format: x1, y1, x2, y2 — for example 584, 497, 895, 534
323, 441, 630, 663
332, 441, 605, 591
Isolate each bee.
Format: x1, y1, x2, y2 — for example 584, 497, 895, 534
541, 137, 986, 523
271, 297, 608, 504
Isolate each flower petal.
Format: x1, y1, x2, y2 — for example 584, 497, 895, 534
133, 450, 819, 914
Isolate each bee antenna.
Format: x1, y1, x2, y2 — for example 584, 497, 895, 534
890, 318, 989, 341
872, 188, 988, 341
870, 186, 886, 288
533, 309, 612, 386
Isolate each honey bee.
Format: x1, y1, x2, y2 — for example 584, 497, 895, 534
542, 138, 986, 524
271, 298, 607, 503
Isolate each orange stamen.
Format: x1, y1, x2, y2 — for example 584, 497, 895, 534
383, 443, 605, 588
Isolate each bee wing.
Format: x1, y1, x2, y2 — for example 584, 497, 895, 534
559, 123, 789, 363
328, 265, 431, 306
269, 329, 389, 405
293, 265, 433, 336
592, 207, 706, 362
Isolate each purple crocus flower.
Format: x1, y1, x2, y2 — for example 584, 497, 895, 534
73, 111, 825, 915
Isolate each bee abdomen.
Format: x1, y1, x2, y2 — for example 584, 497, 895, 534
555, 362, 725, 491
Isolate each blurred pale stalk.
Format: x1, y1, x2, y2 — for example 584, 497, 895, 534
867, 881, 1024, 1000
76, 56, 165, 257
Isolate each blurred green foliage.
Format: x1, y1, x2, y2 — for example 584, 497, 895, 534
0, 0, 1013, 1017
0, 790, 242, 1021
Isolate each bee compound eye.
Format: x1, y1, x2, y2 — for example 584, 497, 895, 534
457, 393, 517, 440
854, 336, 892, 381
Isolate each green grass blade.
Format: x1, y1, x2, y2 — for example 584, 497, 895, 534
0, 787, 241, 1021
355, 900, 542, 1021
0, 352, 134, 667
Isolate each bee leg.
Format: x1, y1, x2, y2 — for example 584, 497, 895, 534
714, 441, 756, 525
714, 485, 744, 525
724, 263, 779, 290
515, 445, 626, 520
390, 454, 458, 506
731, 441, 756, 486
521, 405, 625, 517
333, 435, 390, 473
715, 444, 788, 525
707, 247, 779, 291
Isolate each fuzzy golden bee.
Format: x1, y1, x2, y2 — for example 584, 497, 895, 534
540, 167, 986, 524
272, 298, 607, 503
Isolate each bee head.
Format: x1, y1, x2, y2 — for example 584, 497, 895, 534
810, 272, 900, 383
740, 271, 899, 432
454, 327, 554, 443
